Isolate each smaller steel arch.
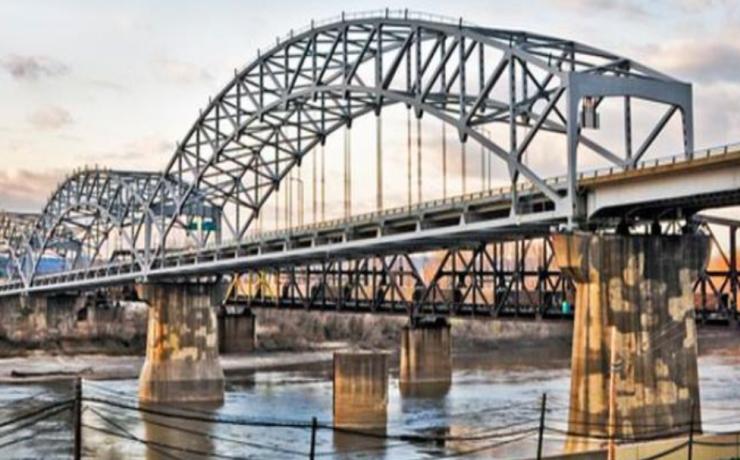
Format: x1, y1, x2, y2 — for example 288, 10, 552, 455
0, 211, 38, 279
11, 169, 164, 288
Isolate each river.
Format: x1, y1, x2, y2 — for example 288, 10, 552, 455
1, 329, 740, 459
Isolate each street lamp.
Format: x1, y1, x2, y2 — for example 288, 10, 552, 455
478, 128, 493, 191
288, 175, 304, 227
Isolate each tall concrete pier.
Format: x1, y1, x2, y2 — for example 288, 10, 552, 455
553, 233, 708, 451
399, 317, 452, 396
138, 282, 224, 403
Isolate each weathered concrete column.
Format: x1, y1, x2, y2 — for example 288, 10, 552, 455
0, 294, 85, 344
138, 282, 224, 403
333, 351, 389, 428
553, 233, 708, 451
399, 317, 452, 396
0, 295, 48, 343
217, 306, 256, 354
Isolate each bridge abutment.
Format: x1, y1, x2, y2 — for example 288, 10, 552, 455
138, 282, 224, 403
399, 317, 452, 396
217, 306, 256, 353
553, 232, 707, 451
333, 351, 389, 428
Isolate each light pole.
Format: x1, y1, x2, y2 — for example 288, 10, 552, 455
481, 128, 492, 191
289, 176, 304, 227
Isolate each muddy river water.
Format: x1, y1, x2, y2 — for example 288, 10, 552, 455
2, 330, 740, 459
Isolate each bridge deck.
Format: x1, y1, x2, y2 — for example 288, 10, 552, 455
3, 145, 740, 296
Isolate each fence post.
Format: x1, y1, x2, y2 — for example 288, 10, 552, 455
537, 393, 547, 460
688, 401, 695, 460
74, 377, 82, 460
309, 416, 318, 460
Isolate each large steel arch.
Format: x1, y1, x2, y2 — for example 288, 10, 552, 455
150, 10, 692, 258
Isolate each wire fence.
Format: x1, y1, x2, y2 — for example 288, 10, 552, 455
0, 380, 739, 459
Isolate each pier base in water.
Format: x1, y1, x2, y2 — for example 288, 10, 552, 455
138, 282, 224, 404
553, 233, 707, 451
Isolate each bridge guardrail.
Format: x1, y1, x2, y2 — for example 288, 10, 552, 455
3, 142, 740, 293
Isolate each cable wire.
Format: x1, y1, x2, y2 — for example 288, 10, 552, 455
89, 405, 309, 457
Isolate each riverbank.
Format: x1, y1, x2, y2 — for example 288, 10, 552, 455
0, 323, 735, 385
0, 309, 574, 357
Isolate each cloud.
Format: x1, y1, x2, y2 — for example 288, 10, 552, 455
86, 135, 173, 164
0, 169, 64, 212
645, 40, 740, 84
27, 106, 74, 130
87, 79, 128, 93
674, 0, 735, 12
550, 0, 648, 18
152, 57, 213, 85
0, 55, 68, 81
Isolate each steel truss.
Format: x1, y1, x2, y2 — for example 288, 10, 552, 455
2, 10, 694, 293
695, 215, 740, 322
226, 216, 740, 323
226, 236, 574, 319
3, 169, 212, 288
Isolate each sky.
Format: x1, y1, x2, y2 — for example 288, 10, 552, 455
1, 0, 739, 214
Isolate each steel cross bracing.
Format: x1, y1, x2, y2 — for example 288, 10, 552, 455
0, 10, 696, 295
224, 236, 575, 319
224, 216, 740, 322
694, 215, 740, 322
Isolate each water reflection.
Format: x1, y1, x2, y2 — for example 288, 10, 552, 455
332, 426, 388, 458
399, 380, 451, 398
141, 402, 220, 460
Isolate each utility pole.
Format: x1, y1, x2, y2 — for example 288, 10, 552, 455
321, 144, 326, 221
607, 326, 619, 460
309, 416, 318, 459
442, 123, 447, 199
376, 113, 383, 211
407, 109, 412, 207
536, 393, 547, 459
290, 176, 304, 226
74, 378, 82, 460
688, 400, 695, 460
417, 116, 422, 203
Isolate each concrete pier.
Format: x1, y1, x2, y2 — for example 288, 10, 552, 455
399, 317, 452, 396
218, 306, 256, 354
138, 282, 224, 403
553, 233, 708, 451
333, 351, 389, 428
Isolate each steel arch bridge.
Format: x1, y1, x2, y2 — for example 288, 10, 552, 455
1, 10, 699, 295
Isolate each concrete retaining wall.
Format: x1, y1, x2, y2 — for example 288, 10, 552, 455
0, 294, 147, 349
